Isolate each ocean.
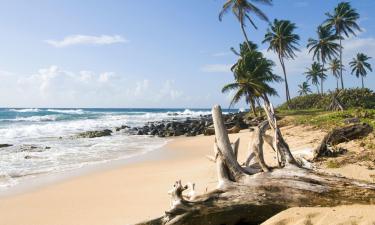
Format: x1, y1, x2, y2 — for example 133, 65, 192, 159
0, 108, 238, 189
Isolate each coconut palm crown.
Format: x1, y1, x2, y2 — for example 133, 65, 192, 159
263, 19, 300, 106
328, 58, 345, 89
307, 25, 340, 94
324, 1, 361, 89
219, 0, 272, 50
298, 82, 312, 96
305, 62, 326, 94
349, 53, 372, 88
223, 43, 282, 115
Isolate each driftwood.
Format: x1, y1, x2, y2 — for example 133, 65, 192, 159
314, 123, 373, 158
135, 104, 375, 225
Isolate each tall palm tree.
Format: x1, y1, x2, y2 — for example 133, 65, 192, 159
297, 82, 312, 96
324, 2, 361, 89
328, 58, 344, 89
349, 53, 372, 88
307, 25, 340, 94
263, 19, 300, 107
305, 62, 325, 94
219, 0, 272, 51
223, 45, 282, 115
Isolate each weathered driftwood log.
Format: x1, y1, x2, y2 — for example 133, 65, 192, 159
134, 105, 375, 225
314, 123, 373, 158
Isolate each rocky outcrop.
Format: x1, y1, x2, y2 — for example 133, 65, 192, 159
77, 129, 113, 138
131, 112, 257, 137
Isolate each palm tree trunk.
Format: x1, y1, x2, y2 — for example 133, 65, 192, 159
321, 62, 324, 95
240, 23, 252, 52
316, 85, 320, 94
278, 55, 291, 108
250, 98, 257, 117
339, 33, 344, 89
336, 77, 339, 90
362, 76, 364, 89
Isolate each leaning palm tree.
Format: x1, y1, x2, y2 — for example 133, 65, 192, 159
297, 82, 312, 96
328, 58, 344, 89
219, 0, 272, 51
307, 25, 340, 94
324, 1, 361, 89
223, 45, 282, 116
305, 62, 325, 94
263, 19, 300, 107
349, 53, 372, 88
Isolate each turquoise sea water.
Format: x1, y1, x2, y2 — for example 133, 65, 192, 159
0, 108, 237, 189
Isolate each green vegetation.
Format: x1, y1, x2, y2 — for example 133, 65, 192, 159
277, 108, 375, 130
222, 42, 282, 116
324, 2, 361, 89
307, 25, 340, 94
278, 88, 375, 111
263, 19, 300, 106
349, 53, 373, 88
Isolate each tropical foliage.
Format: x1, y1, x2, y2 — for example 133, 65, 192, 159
307, 25, 340, 94
328, 58, 344, 89
349, 53, 373, 88
219, 0, 271, 50
304, 62, 326, 94
297, 82, 312, 96
324, 1, 361, 89
263, 19, 300, 106
222, 42, 282, 115
278, 88, 375, 110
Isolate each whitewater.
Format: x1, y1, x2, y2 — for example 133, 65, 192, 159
0, 108, 234, 189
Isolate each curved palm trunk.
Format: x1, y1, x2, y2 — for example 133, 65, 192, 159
240, 23, 253, 52
339, 32, 344, 89
278, 54, 291, 108
250, 98, 257, 117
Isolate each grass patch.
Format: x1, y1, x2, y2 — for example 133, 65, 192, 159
277, 108, 375, 131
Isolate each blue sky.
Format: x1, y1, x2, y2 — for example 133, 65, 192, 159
0, 0, 374, 108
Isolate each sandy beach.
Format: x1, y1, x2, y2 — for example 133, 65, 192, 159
0, 127, 374, 225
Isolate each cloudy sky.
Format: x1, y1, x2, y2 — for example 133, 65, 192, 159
0, 0, 374, 108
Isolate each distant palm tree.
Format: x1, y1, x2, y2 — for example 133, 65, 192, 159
305, 62, 326, 94
219, 0, 272, 51
307, 25, 340, 94
297, 82, 312, 96
324, 2, 361, 89
349, 53, 372, 88
328, 58, 344, 89
263, 19, 300, 107
223, 45, 282, 115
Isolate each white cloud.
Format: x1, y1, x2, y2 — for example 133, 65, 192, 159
157, 80, 183, 101
45, 34, 128, 47
201, 64, 232, 73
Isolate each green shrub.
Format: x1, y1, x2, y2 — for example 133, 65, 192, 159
278, 88, 375, 110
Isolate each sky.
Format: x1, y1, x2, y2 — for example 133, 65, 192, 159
0, 0, 374, 108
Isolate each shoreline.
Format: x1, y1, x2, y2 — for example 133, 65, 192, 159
0, 127, 374, 225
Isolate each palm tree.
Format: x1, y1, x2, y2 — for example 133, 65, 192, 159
305, 62, 326, 94
324, 2, 361, 89
297, 82, 312, 96
349, 53, 372, 88
263, 19, 300, 107
219, 0, 271, 51
307, 25, 340, 94
223, 44, 282, 115
328, 58, 344, 89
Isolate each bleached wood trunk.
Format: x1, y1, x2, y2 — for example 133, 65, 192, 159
134, 104, 375, 225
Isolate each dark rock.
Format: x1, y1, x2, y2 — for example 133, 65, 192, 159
343, 117, 360, 124
0, 144, 12, 148
77, 129, 113, 138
